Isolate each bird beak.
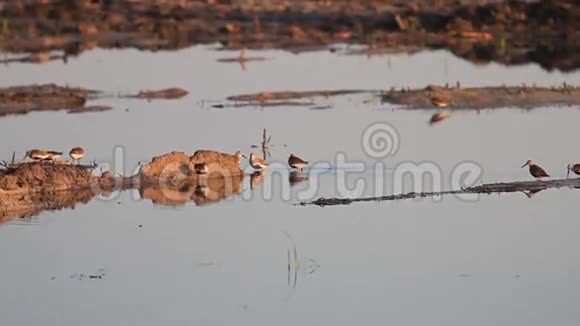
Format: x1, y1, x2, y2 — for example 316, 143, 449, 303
521, 163, 528, 168
242, 154, 248, 159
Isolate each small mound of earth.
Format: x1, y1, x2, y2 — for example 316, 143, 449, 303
140, 150, 243, 182
0, 162, 93, 194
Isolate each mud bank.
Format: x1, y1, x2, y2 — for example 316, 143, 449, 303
0, 0, 576, 71
0, 150, 245, 223
383, 84, 580, 109
299, 178, 580, 207
0, 84, 94, 116
0, 84, 187, 117
224, 85, 580, 109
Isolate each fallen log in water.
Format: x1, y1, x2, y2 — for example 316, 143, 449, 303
298, 178, 580, 207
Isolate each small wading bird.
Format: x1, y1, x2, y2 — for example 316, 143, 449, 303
521, 160, 550, 180
567, 163, 580, 178
249, 153, 269, 171
288, 153, 308, 171
24, 149, 62, 162
429, 94, 454, 108
194, 163, 209, 175
69, 147, 85, 164
233, 150, 247, 165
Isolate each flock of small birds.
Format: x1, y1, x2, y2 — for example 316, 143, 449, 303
18, 147, 580, 181
521, 160, 580, 180
195, 151, 308, 175
249, 152, 308, 172
23, 147, 85, 164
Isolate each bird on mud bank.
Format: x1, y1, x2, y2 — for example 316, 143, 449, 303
232, 150, 247, 165
194, 163, 209, 175
521, 160, 550, 180
69, 147, 85, 164
429, 93, 454, 108
24, 149, 62, 162
249, 153, 269, 171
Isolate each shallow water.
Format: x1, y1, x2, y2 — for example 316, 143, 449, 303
1, 46, 580, 326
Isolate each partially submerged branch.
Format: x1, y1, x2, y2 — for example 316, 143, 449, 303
298, 178, 580, 207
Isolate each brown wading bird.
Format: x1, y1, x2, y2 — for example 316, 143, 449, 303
249, 153, 269, 170
288, 153, 308, 171
429, 94, 454, 108
24, 149, 62, 162
194, 163, 209, 175
233, 150, 247, 165
521, 160, 550, 180
69, 147, 85, 164
567, 163, 580, 178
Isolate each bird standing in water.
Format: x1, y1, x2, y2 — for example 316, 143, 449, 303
429, 93, 454, 108
249, 153, 269, 171
567, 163, 580, 178
521, 160, 550, 180
288, 153, 308, 171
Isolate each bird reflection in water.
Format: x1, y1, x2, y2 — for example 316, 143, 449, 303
250, 171, 265, 190
520, 188, 545, 198
289, 171, 309, 187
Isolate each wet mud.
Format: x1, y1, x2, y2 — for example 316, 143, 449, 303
0, 150, 246, 223
383, 84, 580, 109
0, 0, 576, 71
224, 85, 580, 109
0, 84, 187, 117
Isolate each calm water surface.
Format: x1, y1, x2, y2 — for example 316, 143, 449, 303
0, 46, 579, 326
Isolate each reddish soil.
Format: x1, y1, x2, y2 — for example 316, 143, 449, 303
0, 0, 576, 71
0, 149, 247, 223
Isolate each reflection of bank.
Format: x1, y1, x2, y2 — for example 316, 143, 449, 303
137, 150, 245, 206
0, 187, 96, 225
139, 175, 244, 207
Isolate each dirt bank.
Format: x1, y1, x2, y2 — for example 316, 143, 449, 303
0, 84, 92, 116
0, 0, 576, 71
0, 150, 246, 222
0, 84, 188, 117
223, 85, 580, 109
383, 84, 580, 109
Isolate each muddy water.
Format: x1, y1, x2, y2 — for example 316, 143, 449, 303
1, 47, 580, 326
